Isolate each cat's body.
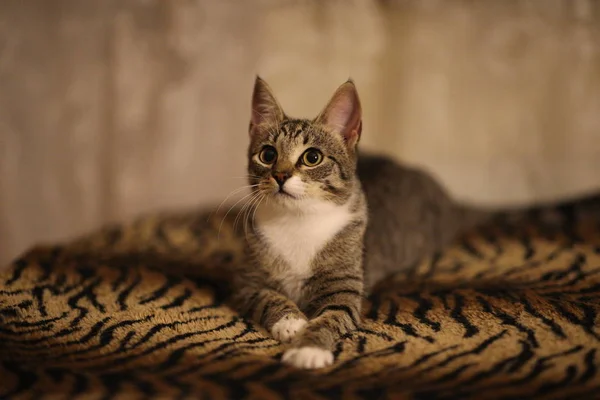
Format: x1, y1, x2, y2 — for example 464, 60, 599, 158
253, 191, 363, 303
358, 155, 488, 291
226, 77, 490, 370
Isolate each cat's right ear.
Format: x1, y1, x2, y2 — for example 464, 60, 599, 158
249, 76, 284, 137
314, 79, 362, 149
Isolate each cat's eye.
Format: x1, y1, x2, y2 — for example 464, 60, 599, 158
259, 146, 277, 164
301, 149, 323, 167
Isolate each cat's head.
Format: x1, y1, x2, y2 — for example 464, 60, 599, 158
247, 76, 362, 209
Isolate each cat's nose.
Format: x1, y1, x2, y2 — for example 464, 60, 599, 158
272, 171, 291, 187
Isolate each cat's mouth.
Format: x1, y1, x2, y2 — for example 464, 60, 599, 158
276, 188, 297, 199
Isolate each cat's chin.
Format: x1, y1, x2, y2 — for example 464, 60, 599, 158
270, 192, 300, 208
268, 193, 335, 214
265, 192, 316, 212
277, 190, 297, 200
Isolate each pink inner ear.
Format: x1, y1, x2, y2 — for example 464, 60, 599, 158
326, 97, 354, 132
321, 86, 361, 146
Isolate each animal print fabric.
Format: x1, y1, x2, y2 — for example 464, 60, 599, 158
1, 199, 600, 400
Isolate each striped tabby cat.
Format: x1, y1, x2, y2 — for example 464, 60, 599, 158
231, 77, 486, 370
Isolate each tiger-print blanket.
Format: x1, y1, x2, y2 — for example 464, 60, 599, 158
1, 197, 600, 400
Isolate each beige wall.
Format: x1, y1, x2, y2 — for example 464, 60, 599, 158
1, 0, 600, 265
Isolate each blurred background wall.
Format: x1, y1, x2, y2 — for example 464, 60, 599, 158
1, 0, 599, 266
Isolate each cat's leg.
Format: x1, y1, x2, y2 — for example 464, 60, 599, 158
282, 269, 363, 369
232, 287, 307, 343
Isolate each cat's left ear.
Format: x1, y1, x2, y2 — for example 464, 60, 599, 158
315, 79, 362, 149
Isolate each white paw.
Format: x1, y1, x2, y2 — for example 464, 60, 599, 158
271, 316, 307, 343
281, 346, 334, 369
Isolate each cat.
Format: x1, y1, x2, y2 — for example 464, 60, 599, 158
228, 77, 489, 370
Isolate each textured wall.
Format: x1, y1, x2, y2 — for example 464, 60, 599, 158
1, 0, 600, 265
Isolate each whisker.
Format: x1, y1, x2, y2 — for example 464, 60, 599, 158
244, 192, 265, 237
217, 190, 257, 240
242, 193, 261, 242
249, 193, 266, 238
234, 191, 261, 233
207, 184, 259, 223
235, 192, 260, 233
241, 192, 257, 234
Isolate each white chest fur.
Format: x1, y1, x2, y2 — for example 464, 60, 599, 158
256, 200, 354, 301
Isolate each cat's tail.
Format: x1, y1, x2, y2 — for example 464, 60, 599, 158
454, 205, 494, 233
456, 190, 600, 232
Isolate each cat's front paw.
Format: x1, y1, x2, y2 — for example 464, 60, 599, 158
271, 315, 307, 343
281, 346, 334, 369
